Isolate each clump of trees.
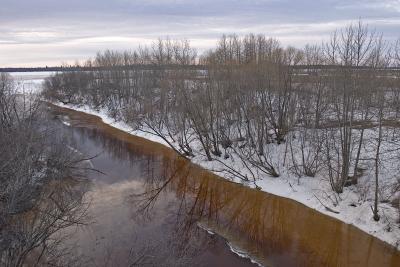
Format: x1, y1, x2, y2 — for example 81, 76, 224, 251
43, 22, 400, 222
0, 73, 90, 266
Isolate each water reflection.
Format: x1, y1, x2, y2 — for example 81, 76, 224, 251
52, 106, 257, 267
123, 138, 400, 267
52, 105, 400, 267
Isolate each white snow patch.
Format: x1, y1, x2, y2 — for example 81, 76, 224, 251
197, 222, 215, 235
53, 102, 400, 251
10, 71, 54, 95
198, 222, 263, 266
61, 120, 71, 126
227, 242, 263, 267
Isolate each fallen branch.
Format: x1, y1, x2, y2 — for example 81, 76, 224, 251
313, 194, 340, 214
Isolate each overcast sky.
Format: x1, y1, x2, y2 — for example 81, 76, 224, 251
1, 0, 399, 67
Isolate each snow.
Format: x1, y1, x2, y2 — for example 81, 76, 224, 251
197, 221, 263, 266
227, 242, 263, 267
54, 102, 400, 251
20, 71, 399, 251
59, 115, 72, 126
61, 120, 71, 126
10, 71, 55, 95
197, 222, 215, 235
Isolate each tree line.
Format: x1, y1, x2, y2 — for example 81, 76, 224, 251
43, 22, 400, 222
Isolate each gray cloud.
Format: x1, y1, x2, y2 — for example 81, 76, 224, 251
1, 0, 399, 66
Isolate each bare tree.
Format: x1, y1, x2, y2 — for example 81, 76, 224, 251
1, 74, 90, 267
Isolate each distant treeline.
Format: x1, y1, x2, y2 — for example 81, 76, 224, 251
0, 66, 78, 73
3, 64, 400, 74
0, 65, 206, 73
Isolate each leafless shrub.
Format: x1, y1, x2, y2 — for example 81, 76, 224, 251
0, 74, 91, 267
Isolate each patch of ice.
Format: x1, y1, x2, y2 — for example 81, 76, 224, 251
61, 120, 71, 126
227, 242, 263, 267
197, 222, 215, 235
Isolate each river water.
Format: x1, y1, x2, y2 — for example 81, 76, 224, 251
50, 105, 400, 267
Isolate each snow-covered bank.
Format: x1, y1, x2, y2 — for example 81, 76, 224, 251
54, 102, 400, 250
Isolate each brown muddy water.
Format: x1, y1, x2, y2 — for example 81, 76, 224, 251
50, 105, 400, 267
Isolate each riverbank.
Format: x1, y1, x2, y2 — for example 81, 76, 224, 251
53, 102, 400, 251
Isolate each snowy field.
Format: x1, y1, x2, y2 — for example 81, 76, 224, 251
10, 71, 55, 95
16, 72, 400, 250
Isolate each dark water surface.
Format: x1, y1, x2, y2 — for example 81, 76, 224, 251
50, 105, 400, 267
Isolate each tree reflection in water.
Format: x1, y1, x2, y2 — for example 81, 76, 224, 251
58, 118, 256, 266
129, 137, 400, 267
54, 105, 400, 267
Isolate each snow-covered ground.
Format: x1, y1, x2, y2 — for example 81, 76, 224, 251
16, 72, 400, 250
10, 71, 54, 95
54, 103, 400, 250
